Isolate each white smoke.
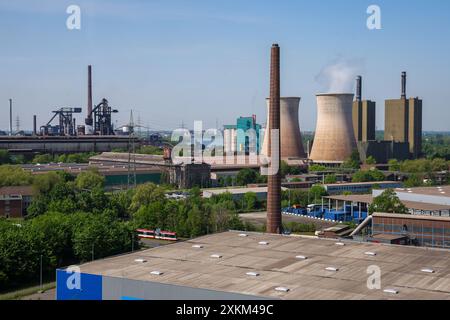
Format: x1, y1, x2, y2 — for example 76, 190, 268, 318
316, 57, 365, 93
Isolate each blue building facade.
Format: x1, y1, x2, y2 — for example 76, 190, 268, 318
224, 115, 262, 155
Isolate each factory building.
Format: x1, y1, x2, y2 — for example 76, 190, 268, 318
0, 186, 34, 218
323, 181, 402, 195
309, 93, 357, 163
352, 73, 422, 163
357, 140, 411, 164
223, 116, 262, 156
371, 213, 450, 248
384, 72, 423, 159
352, 76, 376, 142
56, 231, 450, 300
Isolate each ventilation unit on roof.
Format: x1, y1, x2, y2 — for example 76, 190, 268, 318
246, 272, 260, 277
383, 288, 399, 294
421, 268, 435, 274
325, 267, 339, 272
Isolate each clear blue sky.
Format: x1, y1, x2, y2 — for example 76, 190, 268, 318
1, 0, 449, 131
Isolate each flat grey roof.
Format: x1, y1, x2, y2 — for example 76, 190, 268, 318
395, 186, 450, 198
72, 231, 450, 300
324, 194, 450, 212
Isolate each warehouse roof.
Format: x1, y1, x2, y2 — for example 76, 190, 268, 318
324, 194, 450, 212
394, 186, 450, 197
203, 187, 288, 197
72, 231, 450, 300
0, 186, 34, 196
373, 212, 450, 222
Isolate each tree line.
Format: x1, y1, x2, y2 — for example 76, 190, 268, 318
0, 167, 262, 290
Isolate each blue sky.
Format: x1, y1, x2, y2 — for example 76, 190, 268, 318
0, 0, 449, 131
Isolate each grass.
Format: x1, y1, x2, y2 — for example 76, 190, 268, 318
0, 281, 56, 300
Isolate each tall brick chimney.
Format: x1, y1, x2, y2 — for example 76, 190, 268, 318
85, 65, 93, 126
266, 44, 282, 234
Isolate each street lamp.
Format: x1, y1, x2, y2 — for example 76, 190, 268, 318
39, 254, 43, 293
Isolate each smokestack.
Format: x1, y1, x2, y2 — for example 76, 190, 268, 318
33, 115, 37, 136
86, 65, 93, 126
9, 99, 12, 136
401, 71, 407, 99
266, 44, 282, 234
356, 76, 362, 102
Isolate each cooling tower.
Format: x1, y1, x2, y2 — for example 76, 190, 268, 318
261, 97, 307, 159
309, 93, 357, 163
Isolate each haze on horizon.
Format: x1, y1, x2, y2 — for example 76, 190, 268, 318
0, 0, 449, 132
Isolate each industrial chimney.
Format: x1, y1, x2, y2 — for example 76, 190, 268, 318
266, 44, 282, 234
401, 71, 407, 99
310, 93, 357, 162
262, 97, 306, 159
33, 115, 37, 136
356, 76, 362, 102
9, 99, 12, 136
85, 65, 93, 129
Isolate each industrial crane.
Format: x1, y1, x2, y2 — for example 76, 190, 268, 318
40, 107, 82, 136
86, 98, 119, 136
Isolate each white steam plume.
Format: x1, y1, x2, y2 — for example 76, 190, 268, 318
316, 57, 365, 93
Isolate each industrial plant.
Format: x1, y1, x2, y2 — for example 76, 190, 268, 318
1, 65, 135, 154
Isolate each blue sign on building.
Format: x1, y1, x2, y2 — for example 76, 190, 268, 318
56, 269, 103, 300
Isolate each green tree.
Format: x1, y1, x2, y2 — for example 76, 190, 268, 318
243, 192, 258, 211
32, 171, 63, 195
368, 189, 408, 214
365, 156, 376, 165
75, 169, 105, 190
324, 174, 337, 184
352, 169, 385, 183
0, 149, 11, 164
404, 174, 424, 188
32, 154, 53, 164
431, 158, 448, 172
71, 213, 132, 262
342, 149, 361, 169
0, 165, 33, 187
309, 164, 327, 172
236, 168, 258, 186
129, 183, 166, 212
309, 185, 327, 203
388, 159, 400, 171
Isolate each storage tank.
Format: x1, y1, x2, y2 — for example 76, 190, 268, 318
309, 93, 356, 163
261, 97, 306, 159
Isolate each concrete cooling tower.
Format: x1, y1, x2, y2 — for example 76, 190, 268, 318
309, 93, 357, 163
262, 97, 307, 159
